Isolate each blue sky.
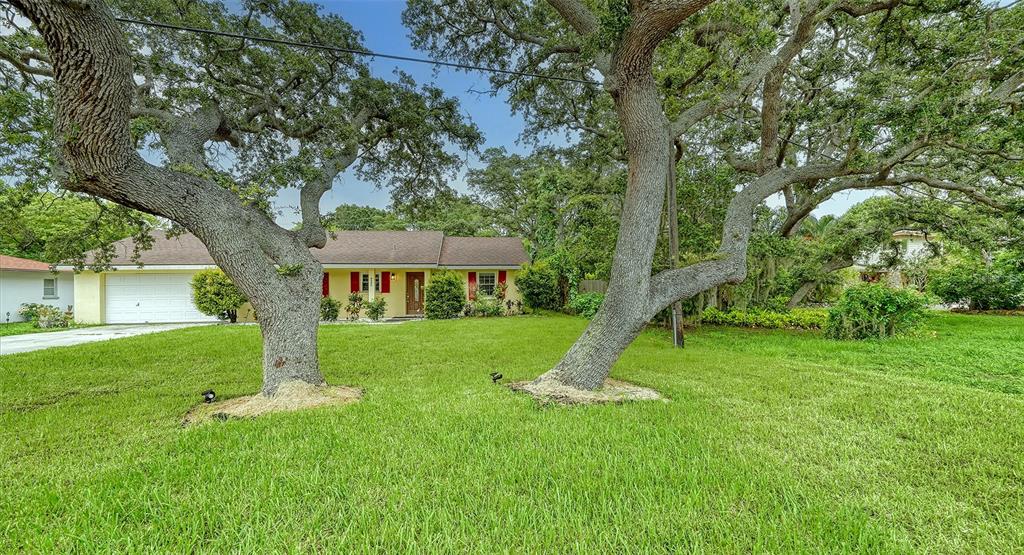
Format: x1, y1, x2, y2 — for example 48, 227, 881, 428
269, 0, 869, 226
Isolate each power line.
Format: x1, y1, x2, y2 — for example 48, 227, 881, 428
118, 14, 601, 87
1, 1, 841, 164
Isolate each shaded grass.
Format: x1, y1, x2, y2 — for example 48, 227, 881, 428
1, 313, 1022, 552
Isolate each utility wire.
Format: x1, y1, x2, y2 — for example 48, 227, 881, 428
0, 1, 842, 164
120, 14, 601, 87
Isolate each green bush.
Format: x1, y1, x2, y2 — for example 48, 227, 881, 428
365, 297, 387, 321
19, 303, 73, 328
928, 258, 1023, 310
700, 307, 827, 330
824, 284, 927, 340
568, 292, 604, 319
517, 262, 560, 311
320, 297, 341, 321
191, 269, 247, 323
345, 292, 363, 320
425, 270, 465, 320
467, 299, 503, 317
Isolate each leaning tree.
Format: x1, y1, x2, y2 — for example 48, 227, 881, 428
1, 0, 480, 396
406, 0, 1022, 392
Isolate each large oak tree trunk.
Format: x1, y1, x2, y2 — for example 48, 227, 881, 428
12, 0, 327, 397
533, 55, 672, 390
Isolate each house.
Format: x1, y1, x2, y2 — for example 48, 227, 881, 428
854, 230, 933, 286
0, 255, 75, 323
63, 231, 528, 324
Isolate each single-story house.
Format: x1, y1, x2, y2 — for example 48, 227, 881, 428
0, 255, 75, 323
62, 231, 528, 324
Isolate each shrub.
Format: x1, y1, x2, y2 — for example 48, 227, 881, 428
517, 262, 560, 311
345, 292, 364, 320
365, 297, 387, 321
191, 269, 247, 323
928, 259, 1023, 310
568, 292, 604, 319
20, 303, 73, 328
824, 284, 927, 340
467, 299, 503, 317
320, 296, 341, 321
425, 270, 465, 320
700, 307, 827, 330
17, 303, 46, 322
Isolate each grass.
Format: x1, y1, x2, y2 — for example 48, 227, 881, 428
0, 321, 96, 337
1, 312, 1022, 552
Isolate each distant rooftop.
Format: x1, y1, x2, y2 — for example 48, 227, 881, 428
0, 254, 51, 272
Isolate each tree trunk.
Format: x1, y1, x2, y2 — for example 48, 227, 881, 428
533, 55, 672, 390
252, 273, 325, 396
666, 143, 684, 348
786, 281, 818, 309
10, 0, 328, 398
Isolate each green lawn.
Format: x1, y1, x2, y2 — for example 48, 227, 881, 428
0, 321, 96, 337
1, 313, 1022, 552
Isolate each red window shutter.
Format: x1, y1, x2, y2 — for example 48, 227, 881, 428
468, 271, 477, 300
350, 271, 360, 292
322, 273, 330, 296
498, 270, 507, 284
381, 272, 391, 293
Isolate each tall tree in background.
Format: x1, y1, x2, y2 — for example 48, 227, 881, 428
2, 0, 480, 397
407, 0, 1022, 392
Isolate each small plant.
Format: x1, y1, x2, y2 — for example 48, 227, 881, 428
365, 297, 387, 321
320, 296, 341, 321
32, 305, 72, 329
425, 269, 465, 320
18, 303, 46, 322
191, 269, 247, 323
345, 292, 364, 320
824, 283, 928, 340
568, 292, 604, 319
494, 281, 508, 303
468, 299, 503, 317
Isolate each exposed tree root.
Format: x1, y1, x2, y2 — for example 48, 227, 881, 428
509, 378, 664, 405
182, 381, 362, 425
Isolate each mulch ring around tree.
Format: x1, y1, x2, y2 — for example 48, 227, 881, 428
508, 378, 665, 405
182, 381, 362, 425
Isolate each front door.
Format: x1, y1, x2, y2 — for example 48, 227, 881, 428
406, 272, 425, 315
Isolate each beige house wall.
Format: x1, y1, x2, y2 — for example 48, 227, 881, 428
75, 267, 521, 323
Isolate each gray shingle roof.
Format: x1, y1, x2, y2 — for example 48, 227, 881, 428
93, 230, 526, 267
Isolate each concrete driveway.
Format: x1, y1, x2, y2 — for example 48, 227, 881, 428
0, 323, 209, 356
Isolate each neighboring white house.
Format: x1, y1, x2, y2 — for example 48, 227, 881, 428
0, 255, 75, 323
854, 230, 933, 286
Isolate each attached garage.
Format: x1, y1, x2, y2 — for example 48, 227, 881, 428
104, 272, 217, 324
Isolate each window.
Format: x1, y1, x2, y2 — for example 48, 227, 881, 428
477, 272, 496, 297
43, 278, 58, 299
361, 272, 381, 293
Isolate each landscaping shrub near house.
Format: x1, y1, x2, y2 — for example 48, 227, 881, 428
466, 299, 503, 317
568, 292, 604, 319
191, 269, 247, 323
700, 307, 827, 330
19, 303, 72, 329
424, 270, 464, 319
824, 283, 927, 340
928, 257, 1023, 310
345, 293, 363, 320
516, 262, 560, 311
364, 298, 387, 321
320, 297, 341, 321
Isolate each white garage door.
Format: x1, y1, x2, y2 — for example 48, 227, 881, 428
104, 273, 218, 324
